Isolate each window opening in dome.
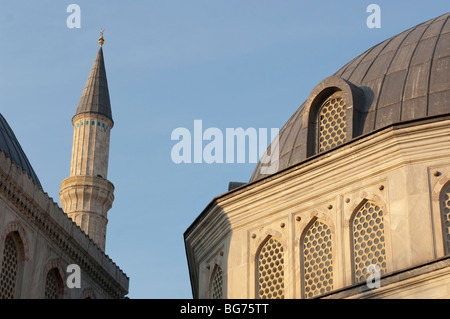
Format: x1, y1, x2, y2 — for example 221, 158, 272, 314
317, 93, 347, 153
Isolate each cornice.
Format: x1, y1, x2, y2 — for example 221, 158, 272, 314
320, 255, 450, 299
186, 117, 450, 241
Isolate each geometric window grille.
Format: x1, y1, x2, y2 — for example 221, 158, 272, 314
257, 237, 285, 299
0, 235, 19, 299
211, 266, 223, 299
352, 201, 387, 283
302, 220, 333, 298
318, 93, 347, 153
44, 269, 63, 299
440, 183, 450, 255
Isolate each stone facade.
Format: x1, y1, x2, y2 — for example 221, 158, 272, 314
185, 115, 450, 299
185, 12, 450, 299
0, 151, 128, 298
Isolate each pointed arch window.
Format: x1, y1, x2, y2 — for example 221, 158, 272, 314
302, 220, 333, 298
351, 201, 387, 283
44, 268, 64, 299
317, 92, 347, 153
440, 182, 450, 255
256, 236, 285, 299
0, 233, 24, 299
210, 265, 223, 299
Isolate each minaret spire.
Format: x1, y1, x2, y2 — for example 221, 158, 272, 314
99, 29, 104, 47
60, 33, 115, 252
75, 30, 112, 122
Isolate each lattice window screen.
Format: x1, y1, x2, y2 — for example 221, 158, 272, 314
302, 220, 333, 298
441, 184, 450, 255
352, 201, 387, 283
0, 235, 18, 299
257, 237, 285, 299
45, 269, 62, 299
211, 266, 223, 299
318, 93, 347, 153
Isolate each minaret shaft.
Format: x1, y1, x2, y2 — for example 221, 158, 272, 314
70, 114, 112, 178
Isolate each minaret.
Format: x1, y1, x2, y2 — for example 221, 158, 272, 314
60, 31, 114, 251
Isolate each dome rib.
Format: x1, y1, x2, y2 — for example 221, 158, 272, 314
251, 12, 450, 182
426, 15, 450, 115
374, 17, 425, 130
397, 19, 432, 124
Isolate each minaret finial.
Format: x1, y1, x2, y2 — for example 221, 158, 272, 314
99, 29, 104, 47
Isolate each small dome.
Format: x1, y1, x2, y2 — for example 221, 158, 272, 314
251, 12, 450, 182
0, 114, 42, 189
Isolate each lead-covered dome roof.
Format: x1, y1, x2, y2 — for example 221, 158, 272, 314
251, 12, 450, 182
0, 114, 42, 189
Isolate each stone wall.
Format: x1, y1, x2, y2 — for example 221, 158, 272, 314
0, 150, 128, 298
185, 117, 450, 299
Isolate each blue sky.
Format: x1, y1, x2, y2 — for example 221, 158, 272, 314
0, 1, 448, 298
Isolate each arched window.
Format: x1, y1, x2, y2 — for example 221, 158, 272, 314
302, 220, 333, 298
256, 236, 285, 299
210, 265, 223, 299
317, 92, 347, 153
351, 201, 387, 283
44, 268, 64, 299
0, 232, 24, 299
440, 182, 450, 255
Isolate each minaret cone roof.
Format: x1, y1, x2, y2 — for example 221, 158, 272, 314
74, 45, 113, 122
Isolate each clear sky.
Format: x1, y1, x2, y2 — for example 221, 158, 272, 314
0, 1, 448, 299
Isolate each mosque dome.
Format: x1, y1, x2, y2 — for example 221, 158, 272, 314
186, 11, 450, 300
251, 12, 450, 182
0, 114, 42, 189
